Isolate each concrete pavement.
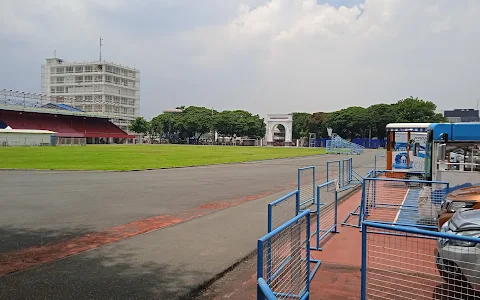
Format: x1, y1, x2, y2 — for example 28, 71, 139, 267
0, 152, 379, 253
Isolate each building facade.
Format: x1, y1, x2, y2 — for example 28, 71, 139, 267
41, 58, 140, 132
444, 109, 480, 123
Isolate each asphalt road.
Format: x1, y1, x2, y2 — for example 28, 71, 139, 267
0, 152, 381, 253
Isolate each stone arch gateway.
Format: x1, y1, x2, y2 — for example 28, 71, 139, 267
265, 114, 293, 146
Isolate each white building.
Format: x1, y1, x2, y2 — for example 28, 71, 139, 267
41, 58, 140, 133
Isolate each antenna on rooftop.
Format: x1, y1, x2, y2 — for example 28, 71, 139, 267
99, 36, 104, 61
54, 50, 56, 58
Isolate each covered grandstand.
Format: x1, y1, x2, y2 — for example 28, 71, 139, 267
0, 100, 135, 144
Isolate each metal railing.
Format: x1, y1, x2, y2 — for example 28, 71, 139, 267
360, 177, 449, 229
361, 221, 480, 300
297, 166, 315, 212
258, 210, 311, 300
56, 137, 87, 146
268, 190, 299, 233
327, 159, 362, 192
325, 135, 365, 155
311, 180, 338, 251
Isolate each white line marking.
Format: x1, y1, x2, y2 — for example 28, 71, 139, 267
394, 189, 409, 223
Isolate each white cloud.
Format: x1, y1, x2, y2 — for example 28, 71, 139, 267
0, 0, 479, 118
182, 0, 480, 115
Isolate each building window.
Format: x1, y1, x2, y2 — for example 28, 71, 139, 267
50, 67, 56, 74
113, 96, 120, 104
75, 96, 83, 101
114, 107, 120, 113
84, 105, 92, 112
84, 95, 93, 102
66, 66, 74, 73
121, 97, 127, 105
65, 86, 74, 93
105, 95, 112, 103
75, 76, 83, 83
56, 86, 64, 93
50, 87, 56, 94
84, 75, 93, 82
94, 105, 102, 112
56, 76, 64, 84
85, 65, 93, 72
105, 75, 112, 83
56, 67, 64, 74
75, 66, 83, 73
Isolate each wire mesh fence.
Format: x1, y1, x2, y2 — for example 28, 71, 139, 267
311, 180, 338, 251
362, 221, 480, 300
341, 158, 352, 187
361, 177, 449, 229
56, 137, 87, 146
326, 160, 341, 191
298, 166, 315, 212
268, 190, 299, 233
0, 135, 53, 146
258, 210, 310, 300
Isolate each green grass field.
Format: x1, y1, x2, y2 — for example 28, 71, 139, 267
0, 145, 325, 171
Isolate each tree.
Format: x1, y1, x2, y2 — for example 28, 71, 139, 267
152, 112, 184, 143
292, 112, 310, 139
182, 106, 216, 144
214, 110, 266, 139
307, 112, 327, 138
129, 117, 150, 136
325, 107, 368, 139
394, 97, 446, 123
365, 104, 397, 140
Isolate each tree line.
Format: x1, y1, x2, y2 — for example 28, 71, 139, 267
130, 97, 446, 143
293, 97, 446, 140
129, 106, 266, 143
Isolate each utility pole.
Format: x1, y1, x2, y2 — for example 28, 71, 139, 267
211, 107, 214, 145
99, 36, 104, 61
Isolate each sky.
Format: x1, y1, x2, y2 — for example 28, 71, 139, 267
1, 0, 479, 119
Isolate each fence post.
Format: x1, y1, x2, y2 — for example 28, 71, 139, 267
312, 166, 316, 205
334, 188, 339, 233
350, 158, 353, 182
306, 212, 311, 296
316, 185, 321, 250
341, 160, 345, 188
257, 239, 264, 300
267, 204, 272, 233
360, 222, 367, 300
296, 190, 300, 216
326, 162, 329, 182
358, 181, 367, 228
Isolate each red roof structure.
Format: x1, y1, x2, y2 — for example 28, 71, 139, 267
0, 109, 135, 139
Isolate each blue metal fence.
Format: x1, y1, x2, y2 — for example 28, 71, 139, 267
258, 210, 311, 300
310, 180, 338, 251
361, 221, 480, 300
297, 166, 315, 212
267, 190, 299, 233
360, 177, 449, 230
325, 135, 365, 155
327, 158, 362, 193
